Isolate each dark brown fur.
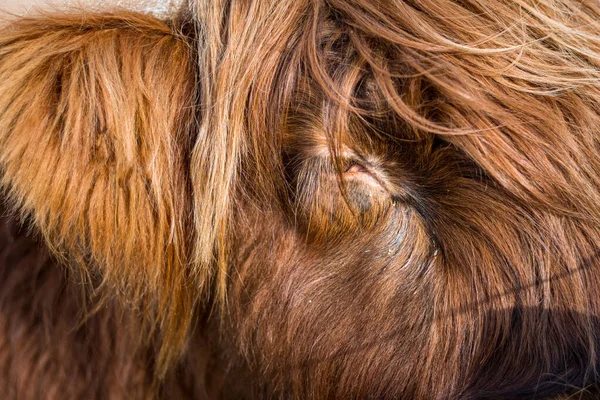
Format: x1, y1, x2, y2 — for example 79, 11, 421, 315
2, 0, 600, 398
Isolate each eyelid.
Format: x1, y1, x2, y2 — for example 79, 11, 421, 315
344, 161, 368, 174
339, 156, 392, 195
304, 145, 385, 188
343, 159, 369, 174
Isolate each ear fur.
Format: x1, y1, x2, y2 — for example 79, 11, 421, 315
0, 12, 197, 373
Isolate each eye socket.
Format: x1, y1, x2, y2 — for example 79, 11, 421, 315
287, 152, 395, 244
343, 161, 369, 175
340, 158, 388, 195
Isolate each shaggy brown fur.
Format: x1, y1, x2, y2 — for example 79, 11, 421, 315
2, 0, 600, 398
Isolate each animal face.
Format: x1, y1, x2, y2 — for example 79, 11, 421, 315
2, 0, 600, 398
207, 1, 600, 397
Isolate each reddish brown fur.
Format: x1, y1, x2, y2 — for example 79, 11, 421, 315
2, 0, 600, 398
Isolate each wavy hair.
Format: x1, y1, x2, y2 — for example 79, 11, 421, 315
2, 0, 600, 397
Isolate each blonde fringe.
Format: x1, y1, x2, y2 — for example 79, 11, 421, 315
189, 0, 600, 295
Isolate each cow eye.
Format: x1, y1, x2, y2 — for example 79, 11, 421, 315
344, 160, 368, 174
341, 158, 387, 194
290, 152, 394, 241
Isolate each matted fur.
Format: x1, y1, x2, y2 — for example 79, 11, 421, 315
2, 0, 600, 398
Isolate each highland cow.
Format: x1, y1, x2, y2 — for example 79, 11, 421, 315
1, 0, 600, 398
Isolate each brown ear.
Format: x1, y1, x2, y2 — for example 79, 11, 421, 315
0, 12, 197, 372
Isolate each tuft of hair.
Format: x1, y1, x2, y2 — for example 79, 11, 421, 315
4, 0, 600, 392
0, 11, 197, 375
187, 0, 600, 299
186, 0, 600, 395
